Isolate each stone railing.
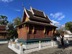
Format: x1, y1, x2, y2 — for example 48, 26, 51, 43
8, 39, 58, 54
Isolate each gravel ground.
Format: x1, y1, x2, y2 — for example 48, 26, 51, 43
0, 44, 16, 54
29, 46, 72, 54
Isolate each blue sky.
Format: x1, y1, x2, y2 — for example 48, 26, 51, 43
0, 0, 72, 26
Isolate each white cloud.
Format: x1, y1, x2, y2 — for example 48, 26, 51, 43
51, 20, 60, 26
0, 0, 13, 3
58, 15, 65, 20
59, 24, 65, 30
61, 24, 65, 28
15, 9, 21, 12
50, 12, 65, 20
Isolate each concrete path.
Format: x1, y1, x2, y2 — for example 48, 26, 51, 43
0, 44, 16, 54
29, 46, 72, 54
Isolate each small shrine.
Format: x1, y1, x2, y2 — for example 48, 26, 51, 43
0, 25, 8, 39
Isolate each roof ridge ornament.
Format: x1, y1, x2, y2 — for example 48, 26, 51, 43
30, 6, 34, 14
43, 12, 46, 17
24, 8, 30, 18
21, 7, 25, 22
46, 15, 52, 22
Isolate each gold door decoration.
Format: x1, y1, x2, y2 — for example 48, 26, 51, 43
32, 27, 34, 34
54, 30, 56, 33
17, 30, 20, 34
52, 29, 54, 34
44, 28, 46, 33
17, 28, 20, 34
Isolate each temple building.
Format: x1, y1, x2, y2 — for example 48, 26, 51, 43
17, 7, 57, 43
0, 25, 8, 39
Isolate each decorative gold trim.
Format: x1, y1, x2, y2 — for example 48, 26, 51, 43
25, 17, 29, 22
54, 30, 56, 33
24, 24, 26, 27
52, 29, 54, 33
17, 29, 20, 34
44, 28, 46, 33
20, 43, 23, 46
32, 27, 34, 34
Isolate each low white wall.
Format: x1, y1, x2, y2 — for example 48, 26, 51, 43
64, 34, 72, 40
0, 41, 8, 44
8, 41, 58, 54
25, 43, 39, 49
64, 34, 69, 38
24, 41, 58, 50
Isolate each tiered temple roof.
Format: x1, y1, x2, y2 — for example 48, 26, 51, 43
18, 7, 57, 28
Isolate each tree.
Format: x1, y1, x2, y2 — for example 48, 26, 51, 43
65, 22, 72, 32
8, 23, 18, 38
0, 15, 8, 25
7, 17, 21, 39
13, 17, 21, 27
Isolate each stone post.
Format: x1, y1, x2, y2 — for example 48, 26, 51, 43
19, 43, 24, 54
51, 40, 54, 47
12, 42, 16, 48
15, 38, 18, 43
66, 38, 69, 44
39, 41, 41, 50
9, 40, 12, 46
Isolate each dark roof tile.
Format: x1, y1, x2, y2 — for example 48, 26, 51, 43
32, 8, 45, 18
25, 9, 51, 23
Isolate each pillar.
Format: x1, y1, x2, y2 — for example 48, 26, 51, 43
39, 41, 41, 50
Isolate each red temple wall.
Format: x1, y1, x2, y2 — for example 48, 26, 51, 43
27, 26, 54, 40
17, 26, 28, 40
27, 30, 44, 39
17, 25, 54, 40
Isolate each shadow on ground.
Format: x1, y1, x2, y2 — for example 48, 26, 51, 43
57, 40, 72, 49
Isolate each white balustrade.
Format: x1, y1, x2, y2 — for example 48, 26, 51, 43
8, 39, 58, 54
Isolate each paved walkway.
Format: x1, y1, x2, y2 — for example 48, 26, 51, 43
29, 46, 72, 54
0, 44, 16, 54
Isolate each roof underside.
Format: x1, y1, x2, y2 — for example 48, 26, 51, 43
21, 20, 57, 28
27, 21, 56, 28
